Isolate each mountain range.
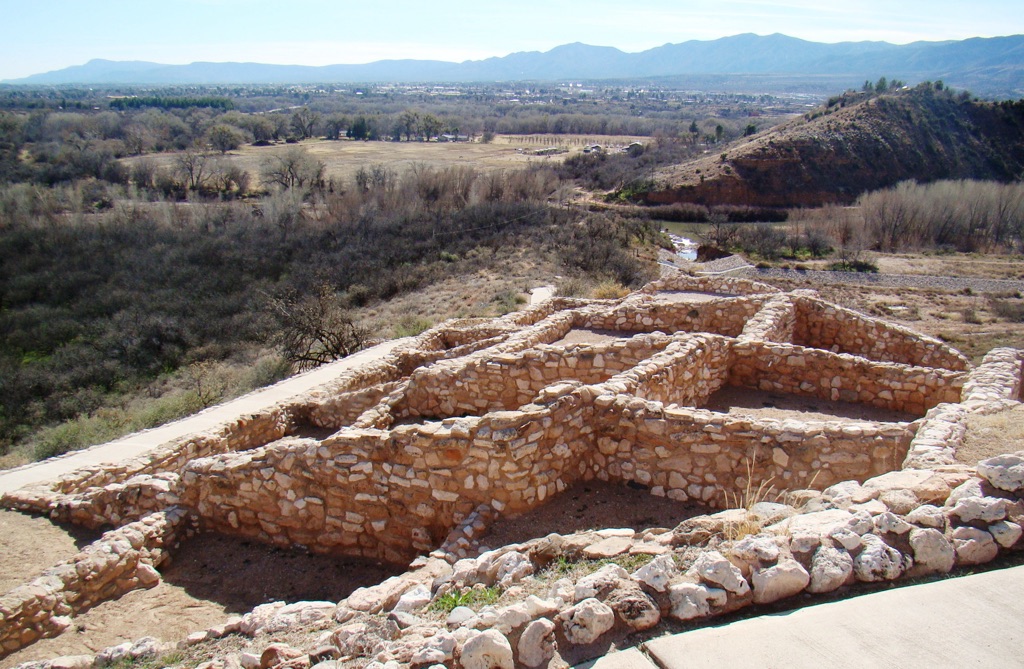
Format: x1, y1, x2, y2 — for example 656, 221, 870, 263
5, 33, 1023, 97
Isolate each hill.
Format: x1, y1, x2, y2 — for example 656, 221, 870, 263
645, 84, 1024, 208
5, 34, 1023, 96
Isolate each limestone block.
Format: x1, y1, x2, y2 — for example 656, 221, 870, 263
808, 544, 853, 594
909, 528, 955, 575
557, 598, 615, 645
751, 558, 809, 604
517, 618, 557, 667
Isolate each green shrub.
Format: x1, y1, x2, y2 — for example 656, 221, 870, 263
827, 259, 879, 273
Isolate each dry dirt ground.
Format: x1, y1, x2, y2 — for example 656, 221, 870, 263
478, 479, 707, 553
701, 386, 919, 423
0, 527, 402, 668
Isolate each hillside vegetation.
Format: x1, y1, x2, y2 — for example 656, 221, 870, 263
648, 83, 1024, 208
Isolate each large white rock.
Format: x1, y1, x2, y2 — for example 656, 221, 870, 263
517, 618, 557, 668
460, 629, 514, 669
492, 601, 533, 635
494, 551, 534, 588
574, 563, 629, 601
393, 584, 431, 613
874, 512, 913, 535
906, 504, 946, 529
631, 553, 676, 593
978, 452, 1024, 493
952, 527, 999, 565
853, 535, 907, 582
950, 496, 1008, 524
990, 520, 1023, 548
239, 602, 285, 636
686, 550, 750, 596
909, 528, 955, 575
728, 534, 781, 567
807, 544, 853, 594
751, 558, 809, 604
667, 582, 718, 621
557, 598, 616, 645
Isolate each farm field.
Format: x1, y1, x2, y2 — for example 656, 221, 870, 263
121, 133, 648, 185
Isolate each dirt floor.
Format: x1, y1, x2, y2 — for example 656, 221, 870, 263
0, 529, 402, 668
656, 290, 738, 303
699, 386, 920, 423
0, 510, 99, 594
552, 329, 635, 346
959, 404, 1024, 465
478, 479, 707, 550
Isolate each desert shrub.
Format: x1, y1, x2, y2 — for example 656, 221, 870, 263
592, 280, 630, 299
991, 299, 1024, 322
827, 259, 879, 272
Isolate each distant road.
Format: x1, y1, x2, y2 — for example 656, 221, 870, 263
751, 267, 1024, 294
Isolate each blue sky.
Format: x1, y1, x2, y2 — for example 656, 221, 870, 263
2, 0, 1022, 79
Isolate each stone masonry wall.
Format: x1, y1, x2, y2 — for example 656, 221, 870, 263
792, 296, 970, 371
592, 399, 914, 506
0, 509, 191, 656
729, 341, 965, 416
580, 295, 766, 338
398, 333, 674, 420
180, 396, 599, 564
619, 334, 734, 408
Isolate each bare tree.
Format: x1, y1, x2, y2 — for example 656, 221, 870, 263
174, 146, 212, 191
260, 146, 325, 190
266, 285, 371, 370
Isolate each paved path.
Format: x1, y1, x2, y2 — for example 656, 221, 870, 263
752, 267, 1024, 294
585, 564, 1024, 669
530, 285, 556, 306
0, 339, 408, 496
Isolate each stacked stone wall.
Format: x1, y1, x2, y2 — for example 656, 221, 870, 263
180, 397, 598, 564
792, 296, 970, 371
729, 341, 965, 416
0, 509, 190, 656
739, 294, 797, 343
580, 297, 764, 338
641, 274, 781, 296
618, 335, 734, 408
592, 399, 914, 507
398, 333, 674, 420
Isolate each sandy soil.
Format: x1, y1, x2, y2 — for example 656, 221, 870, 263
552, 329, 635, 346
655, 290, 737, 303
478, 479, 707, 550
0, 511, 99, 595
960, 404, 1024, 465
0, 531, 402, 668
700, 386, 919, 423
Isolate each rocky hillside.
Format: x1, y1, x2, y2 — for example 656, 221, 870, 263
646, 84, 1024, 208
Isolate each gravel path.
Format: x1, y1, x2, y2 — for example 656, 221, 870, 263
750, 267, 1024, 294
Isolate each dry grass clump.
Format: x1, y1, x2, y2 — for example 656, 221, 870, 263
960, 404, 1024, 464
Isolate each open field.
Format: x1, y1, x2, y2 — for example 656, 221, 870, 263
121, 134, 647, 186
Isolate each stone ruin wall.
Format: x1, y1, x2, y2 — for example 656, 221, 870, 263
0, 509, 191, 655
2, 272, 1022, 660
792, 295, 971, 371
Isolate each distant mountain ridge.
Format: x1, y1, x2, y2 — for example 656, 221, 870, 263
5, 33, 1023, 96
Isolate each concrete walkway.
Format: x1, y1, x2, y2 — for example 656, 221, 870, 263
586, 564, 1024, 669
0, 339, 408, 496
530, 284, 556, 306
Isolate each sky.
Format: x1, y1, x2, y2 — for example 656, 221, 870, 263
2, 0, 1023, 80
